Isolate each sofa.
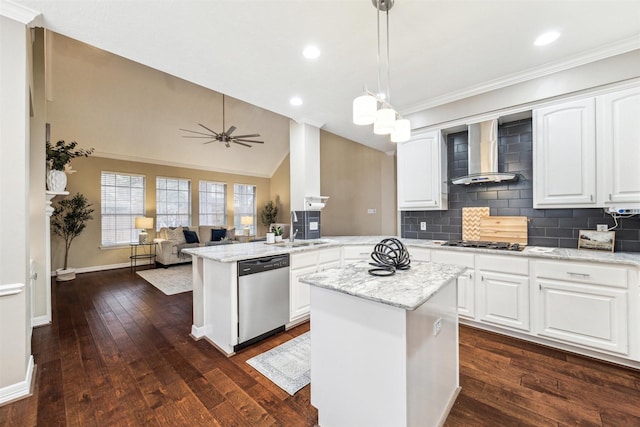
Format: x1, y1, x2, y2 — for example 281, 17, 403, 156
153, 225, 235, 267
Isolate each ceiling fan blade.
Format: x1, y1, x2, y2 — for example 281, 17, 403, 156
234, 139, 264, 144
202, 140, 219, 144
180, 128, 215, 137
198, 123, 220, 136
232, 141, 252, 148
182, 135, 217, 139
231, 133, 261, 139
226, 125, 236, 136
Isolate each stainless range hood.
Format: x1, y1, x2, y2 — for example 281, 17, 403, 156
451, 119, 518, 185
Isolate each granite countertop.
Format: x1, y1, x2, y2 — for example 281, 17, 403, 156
183, 235, 640, 267
300, 260, 465, 310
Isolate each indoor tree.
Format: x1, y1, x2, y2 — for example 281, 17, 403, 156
51, 193, 94, 272
261, 200, 279, 227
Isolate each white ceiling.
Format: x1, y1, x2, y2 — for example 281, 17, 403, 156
14, 0, 640, 153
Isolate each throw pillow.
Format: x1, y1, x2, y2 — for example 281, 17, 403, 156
166, 226, 187, 244
211, 228, 227, 242
183, 229, 200, 244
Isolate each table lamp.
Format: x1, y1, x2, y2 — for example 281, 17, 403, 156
135, 217, 154, 243
241, 215, 253, 236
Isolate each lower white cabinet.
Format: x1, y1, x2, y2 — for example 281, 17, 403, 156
535, 260, 629, 355
290, 248, 341, 324
476, 255, 530, 331
431, 250, 475, 318
341, 245, 373, 264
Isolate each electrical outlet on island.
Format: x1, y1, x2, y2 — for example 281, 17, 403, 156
597, 224, 608, 231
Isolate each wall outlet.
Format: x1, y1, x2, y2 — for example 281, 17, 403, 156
433, 317, 442, 336
367, 208, 376, 214
597, 224, 608, 231
309, 221, 318, 231
420, 221, 427, 231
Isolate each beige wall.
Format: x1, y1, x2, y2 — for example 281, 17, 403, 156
52, 156, 272, 271
269, 154, 290, 224
320, 131, 396, 236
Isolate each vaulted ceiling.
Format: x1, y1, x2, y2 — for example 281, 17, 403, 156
16, 0, 640, 156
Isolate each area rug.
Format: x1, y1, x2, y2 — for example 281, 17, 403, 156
136, 264, 192, 295
246, 332, 310, 395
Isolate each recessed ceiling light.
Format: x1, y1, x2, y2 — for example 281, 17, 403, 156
302, 45, 320, 59
290, 97, 303, 106
534, 31, 561, 46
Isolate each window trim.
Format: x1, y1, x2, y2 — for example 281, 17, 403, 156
100, 170, 146, 247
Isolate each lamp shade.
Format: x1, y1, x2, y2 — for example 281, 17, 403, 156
353, 95, 377, 125
135, 217, 154, 230
241, 215, 254, 226
391, 119, 411, 143
373, 108, 396, 135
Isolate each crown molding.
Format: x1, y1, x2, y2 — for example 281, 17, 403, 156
0, 0, 42, 26
402, 36, 640, 115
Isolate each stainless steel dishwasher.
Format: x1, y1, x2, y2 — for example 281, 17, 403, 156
236, 254, 290, 351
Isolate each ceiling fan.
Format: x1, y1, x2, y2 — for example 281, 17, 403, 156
180, 94, 264, 148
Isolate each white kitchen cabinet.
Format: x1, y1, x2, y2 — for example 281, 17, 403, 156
534, 260, 629, 355
533, 85, 640, 208
431, 250, 475, 318
397, 130, 448, 211
341, 244, 373, 263
289, 248, 341, 324
533, 98, 597, 208
596, 86, 640, 206
476, 255, 530, 331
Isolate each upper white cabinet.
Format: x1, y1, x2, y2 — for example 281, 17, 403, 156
533, 98, 597, 207
533, 86, 640, 208
397, 130, 448, 211
596, 87, 640, 206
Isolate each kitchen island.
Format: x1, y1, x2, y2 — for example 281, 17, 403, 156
301, 260, 465, 427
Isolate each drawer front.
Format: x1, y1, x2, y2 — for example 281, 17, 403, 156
535, 260, 627, 288
290, 252, 318, 270
478, 254, 528, 275
317, 248, 342, 265
342, 245, 374, 260
431, 250, 475, 268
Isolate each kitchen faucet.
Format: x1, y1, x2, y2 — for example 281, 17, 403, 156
290, 211, 298, 242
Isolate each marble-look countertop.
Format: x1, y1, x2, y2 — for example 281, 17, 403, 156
183, 235, 640, 267
300, 260, 465, 310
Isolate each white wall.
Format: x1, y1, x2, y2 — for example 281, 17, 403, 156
0, 10, 36, 404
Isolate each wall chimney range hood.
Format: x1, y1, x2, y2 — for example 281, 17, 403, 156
451, 119, 518, 185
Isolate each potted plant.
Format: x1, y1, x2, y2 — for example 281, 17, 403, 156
51, 193, 94, 281
46, 140, 94, 192
271, 225, 283, 242
261, 200, 279, 227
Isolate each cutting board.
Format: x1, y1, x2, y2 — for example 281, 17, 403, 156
462, 207, 490, 241
479, 216, 528, 245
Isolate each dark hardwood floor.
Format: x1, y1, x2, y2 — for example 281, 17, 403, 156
1, 267, 639, 426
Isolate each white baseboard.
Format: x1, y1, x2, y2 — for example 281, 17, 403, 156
0, 355, 34, 405
32, 314, 51, 328
51, 262, 130, 276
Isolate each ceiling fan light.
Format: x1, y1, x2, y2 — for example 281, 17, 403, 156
391, 118, 411, 143
353, 95, 377, 125
373, 108, 396, 135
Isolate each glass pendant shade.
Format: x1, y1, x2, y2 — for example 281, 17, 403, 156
373, 108, 396, 135
391, 119, 411, 143
353, 95, 377, 125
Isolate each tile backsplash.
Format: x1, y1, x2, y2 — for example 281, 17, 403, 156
292, 210, 321, 240
401, 119, 640, 252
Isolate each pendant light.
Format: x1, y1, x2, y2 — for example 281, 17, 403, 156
352, 0, 410, 143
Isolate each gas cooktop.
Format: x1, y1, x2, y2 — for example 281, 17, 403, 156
442, 240, 525, 251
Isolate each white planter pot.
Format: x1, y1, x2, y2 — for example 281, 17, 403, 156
56, 268, 76, 281
46, 169, 67, 192
266, 232, 275, 244
275, 235, 283, 242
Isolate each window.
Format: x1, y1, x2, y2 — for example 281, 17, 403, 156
234, 184, 256, 234
101, 172, 145, 246
156, 177, 191, 230
199, 181, 227, 226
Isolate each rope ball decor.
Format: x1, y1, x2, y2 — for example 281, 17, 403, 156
368, 238, 411, 276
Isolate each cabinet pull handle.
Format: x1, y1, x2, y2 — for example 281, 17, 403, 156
609, 193, 612, 201
481, 275, 484, 281
567, 272, 590, 278
468, 273, 472, 279
590, 194, 593, 202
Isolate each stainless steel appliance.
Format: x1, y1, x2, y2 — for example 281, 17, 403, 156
236, 254, 290, 351
443, 240, 525, 251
